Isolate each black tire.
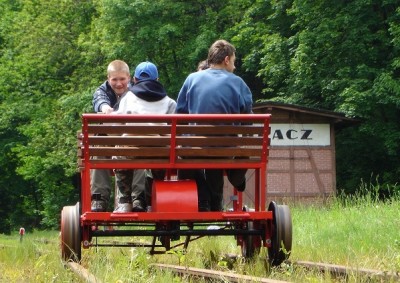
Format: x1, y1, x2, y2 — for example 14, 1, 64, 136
61, 202, 81, 262
267, 201, 292, 266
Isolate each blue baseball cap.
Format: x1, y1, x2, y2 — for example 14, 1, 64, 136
134, 61, 158, 81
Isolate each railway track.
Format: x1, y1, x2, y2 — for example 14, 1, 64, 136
152, 263, 289, 283
65, 262, 101, 283
295, 260, 400, 281
65, 259, 400, 282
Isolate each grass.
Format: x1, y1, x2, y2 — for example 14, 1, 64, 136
287, 195, 400, 282
0, 230, 77, 282
292, 195, 400, 269
1, 192, 399, 282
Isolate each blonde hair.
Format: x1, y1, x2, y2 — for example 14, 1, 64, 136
107, 60, 130, 76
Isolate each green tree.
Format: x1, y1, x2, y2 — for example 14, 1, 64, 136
78, 0, 249, 97
0, 0, 95, 229
230, 0, 296, 101
233, 0, 400, 192
0, 0, 399, 230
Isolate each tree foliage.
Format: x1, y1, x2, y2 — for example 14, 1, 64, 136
0, 0, 398, 232
232, 0, 400, 191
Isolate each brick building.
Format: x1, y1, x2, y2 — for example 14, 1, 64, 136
223, 101, 358, 206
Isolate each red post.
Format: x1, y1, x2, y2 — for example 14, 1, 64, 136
19, 227, 25, 242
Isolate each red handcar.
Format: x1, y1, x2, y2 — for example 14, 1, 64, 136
61, 114, 292, 266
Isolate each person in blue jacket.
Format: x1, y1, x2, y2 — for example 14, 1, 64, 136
176, 39, 253, 211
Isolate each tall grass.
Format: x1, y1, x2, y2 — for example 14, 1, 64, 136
0, 231, 77, 282
290, 187, 400, 281
1, 187, 399, 282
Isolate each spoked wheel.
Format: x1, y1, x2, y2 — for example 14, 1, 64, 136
267, 201, 292, 266
240, 206, 261, 259
61, 202, 81, 262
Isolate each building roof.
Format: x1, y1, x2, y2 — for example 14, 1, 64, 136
253, 101, 360, 127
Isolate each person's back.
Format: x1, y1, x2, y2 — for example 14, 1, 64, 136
113, 61, 176, 213
176, 39, 253, 211
176, 68, 251, 114
116, 82, 175, 115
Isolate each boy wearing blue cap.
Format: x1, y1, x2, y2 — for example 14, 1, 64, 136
113, 61, 176, 213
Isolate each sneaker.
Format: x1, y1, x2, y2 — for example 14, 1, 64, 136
132, 200, 146, 212
113, 202, 133, 213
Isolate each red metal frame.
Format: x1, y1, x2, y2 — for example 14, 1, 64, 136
79, 114, 273, 247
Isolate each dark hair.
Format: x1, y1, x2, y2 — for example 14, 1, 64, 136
197, 60, 209, 71
138, 72, 150, 78
207, 40, 236, 65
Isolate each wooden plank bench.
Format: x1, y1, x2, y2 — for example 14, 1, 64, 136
78, 114, 271, 170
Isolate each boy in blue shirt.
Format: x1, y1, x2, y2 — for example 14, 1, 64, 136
176, 39, 253, 211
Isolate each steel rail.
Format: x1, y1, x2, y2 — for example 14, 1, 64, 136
65, 259, 400, 282
66, 262, 101, 283
152, 263, 289, 283
295, 260, 400, 281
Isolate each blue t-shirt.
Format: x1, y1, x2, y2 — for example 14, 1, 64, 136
176, 69, 253, 114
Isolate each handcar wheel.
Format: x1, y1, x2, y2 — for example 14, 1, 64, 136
240, 206, 260, 259
241, 221, 256, 259
267, 201, 292, 266
159, 236, 171, 250
61, 202, 81, 262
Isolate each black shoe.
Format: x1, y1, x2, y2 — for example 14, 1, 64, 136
91, 193, 106, 212
210, 196, 223, 211
210, 203, 223, 211
236, 179, 246, 192
198, 200, 210, 212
